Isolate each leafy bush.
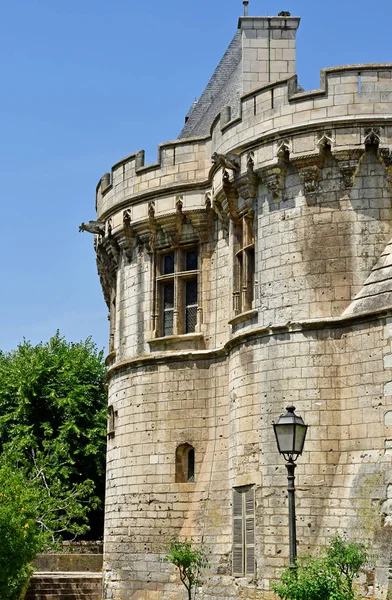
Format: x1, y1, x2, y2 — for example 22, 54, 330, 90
0, 333, 107, 540
272, 535, 368, 600
0, 465, 44, 600
164, 539, 207, 600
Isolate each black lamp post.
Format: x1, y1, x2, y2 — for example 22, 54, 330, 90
273, 406, 308, 566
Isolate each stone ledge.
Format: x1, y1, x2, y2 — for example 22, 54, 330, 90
229, 309, 258, 326
148, 333, 205, 353
106, 305, 392, 377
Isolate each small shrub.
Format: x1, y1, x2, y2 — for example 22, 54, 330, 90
164, 538, 207, 600
272, 534, 368, 600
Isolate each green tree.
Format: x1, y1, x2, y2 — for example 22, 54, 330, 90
0, 333, 107, 541
164, 539, 207, 600
272, 534, 368, 600
0, 465, 45, 600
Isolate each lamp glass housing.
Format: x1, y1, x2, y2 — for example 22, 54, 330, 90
273, 406, 308, 460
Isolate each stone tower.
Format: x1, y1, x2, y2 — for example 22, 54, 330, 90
88, 9, 392, 600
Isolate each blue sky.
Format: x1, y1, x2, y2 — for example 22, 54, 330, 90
1, 0, 391, 353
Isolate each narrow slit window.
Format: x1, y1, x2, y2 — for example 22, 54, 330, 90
175, 444, 195, 483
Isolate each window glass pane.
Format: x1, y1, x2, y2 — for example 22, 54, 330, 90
163, 283, 174, 309
163, 253, 175, 275
185, 279, 198, 333
187, 448, 195, 482
185, 250, 198, 271
163, 283, 174, 336
163, 311, 174, 336
185, 279, 198, 305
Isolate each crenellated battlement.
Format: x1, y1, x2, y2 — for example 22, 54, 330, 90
96, 64, 392, 222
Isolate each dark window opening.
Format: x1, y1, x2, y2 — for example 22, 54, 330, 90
163, 253, 175, 275
175, 443, 195, 483
185, 250, 198, 271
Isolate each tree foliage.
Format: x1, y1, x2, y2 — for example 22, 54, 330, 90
272, 535, 368, 600
0, 465, 45, 599
0, 333, 107, 541
164, 539, 207, 600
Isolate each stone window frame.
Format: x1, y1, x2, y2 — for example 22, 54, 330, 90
154, 244, 200, 338
232, 485, 255, 578
175, 443, 195, 483
233, 212, 255, 317
107, 405, 117, 438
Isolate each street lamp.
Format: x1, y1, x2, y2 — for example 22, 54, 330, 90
273, 406, 308, 566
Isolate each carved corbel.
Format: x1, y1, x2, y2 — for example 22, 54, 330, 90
261, 166, 285, 201
260, 141, 290, 201
236, 152, 259, 212
293, 155, 322, 195
212, 195, 230, 232
333, 149, 363, 190
187, 199, 216, 244
115, 210, 138, 260
221, 169, 240, 222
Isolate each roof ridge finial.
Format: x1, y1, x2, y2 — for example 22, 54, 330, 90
243, 0, 249, 16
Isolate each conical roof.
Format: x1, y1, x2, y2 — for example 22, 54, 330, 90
343, 239, 392, 316
178, 31, 242, 139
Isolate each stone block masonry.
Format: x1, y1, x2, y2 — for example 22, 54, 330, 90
86, 8, 392, 600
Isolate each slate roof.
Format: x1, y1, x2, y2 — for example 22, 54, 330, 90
178, 31, 242, 139
343, 239, 392, 316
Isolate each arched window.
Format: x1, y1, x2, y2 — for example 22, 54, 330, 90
175, 444, 195, 483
